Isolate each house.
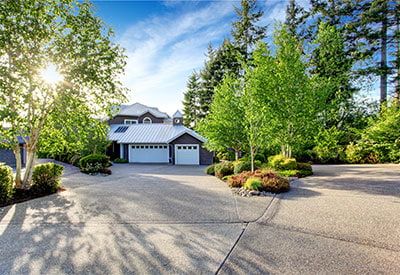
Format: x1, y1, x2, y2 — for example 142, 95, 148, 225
0, 136, 26, 167
107, 103, 213, 165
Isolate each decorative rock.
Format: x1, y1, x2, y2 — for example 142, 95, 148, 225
249, 190, 260, 196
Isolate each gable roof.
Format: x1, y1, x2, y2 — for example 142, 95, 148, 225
117, 103, 169, 118
173, 110, 183, 118
109, 124, 206, 144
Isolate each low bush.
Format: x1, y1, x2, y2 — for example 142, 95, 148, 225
243, 177, 262, 190
233, 159, 261, 174
228, 169, 289, 193
268, 155, 297, 170
31, 162, 64, 194
296, 162, 312, 171
261, 177, 290, 193
79, 154, 111, 174
113, 158, 128, 163
0, 164, 14, 204
279, 169, 313, 178
205, 164, 215, 175
214, 162, 234, 179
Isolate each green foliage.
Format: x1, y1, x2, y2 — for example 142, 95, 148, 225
268, 155, 297, 170
214, 162, 234, 179
197, 75, 245, 154
243, 177, 262, 190
313, 127, 343, 163
233, 159, 261, 174
113, 158, 128, 163
183, 72, 201, 128
79, 154, 111, 174
205, 164, 216, 175
296, 162, 312, 172
31, 163, 64, 194
345, 105, 400, 163
0, 164, 14, 204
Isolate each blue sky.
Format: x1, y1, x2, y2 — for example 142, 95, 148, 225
92, 0, 291, 114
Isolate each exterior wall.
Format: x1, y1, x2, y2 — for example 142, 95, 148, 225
108, 113, 165, 125
108, 115, 139, 125
138, 112, 164, 124
0, 145, 26, 167
169, 133, 213, 165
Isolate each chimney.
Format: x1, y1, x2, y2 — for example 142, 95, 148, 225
172, 110, 183, 126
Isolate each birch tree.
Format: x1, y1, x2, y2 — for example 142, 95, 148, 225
0, 0, 126, 188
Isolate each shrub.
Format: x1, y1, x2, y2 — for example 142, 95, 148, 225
113, 158, 128, 163
79, 154, 111, 173
268, 155, 297, 170
261, 177, 290, 193
227, 169, 280, 188
243, 177, 262, 190
296, 162, 312, 171
0, 164, 14, 204
214, 162, 234, 179
278, 170, 299, 177
233, 159, 261, 174
205, 164, 215, 175
31, 163, 64, 194
313, 127, 343, 163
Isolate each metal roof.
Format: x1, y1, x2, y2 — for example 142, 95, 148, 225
108, 124, 206, 144
173, 110, 183, 118
117, 103, 169, 118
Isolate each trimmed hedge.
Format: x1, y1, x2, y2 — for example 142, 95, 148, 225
268, 155, 297, 170
114, 158, 128, 163
31, 162, 64, 194
79, 154, 111, 174
214, 162, 234, 179
205, 164, 215, 175
0, 164, 14, 204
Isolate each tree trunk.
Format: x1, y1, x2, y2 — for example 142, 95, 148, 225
395, 5, 400, 104
380, 1, 388, 105
13, 144, 22, 189
22, 145, 36, 189
281, 144, 292, 159
234, 150, 240, 161
250, 146, 255, 172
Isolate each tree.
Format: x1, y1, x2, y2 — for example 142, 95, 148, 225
38, 96, 110, 164
0, 0, 126, 188
231, 0, 267, 62
310, 22, 354, 128
182, 72, 200, 128
285, 0, 308, 40
197, 75, 245, 161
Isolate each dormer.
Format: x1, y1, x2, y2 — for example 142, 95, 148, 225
173, 110, 183, 126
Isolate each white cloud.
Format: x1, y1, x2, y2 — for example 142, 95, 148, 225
119, 2, 235, 114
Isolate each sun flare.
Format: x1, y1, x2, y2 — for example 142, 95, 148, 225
40, 63, 63, 84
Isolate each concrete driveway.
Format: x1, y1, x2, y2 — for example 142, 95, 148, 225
1, 163, 399, 274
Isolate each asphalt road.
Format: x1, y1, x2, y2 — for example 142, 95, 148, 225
0, 163, 399, 274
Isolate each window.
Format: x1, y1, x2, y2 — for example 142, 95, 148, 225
114, 126, 129, 133
145, 146, 149, 149
124, 119, 138, 125
150, 146, 153, 149
140, 146, 144, 149
143, 117, 152, 124
164, 146, 167, 149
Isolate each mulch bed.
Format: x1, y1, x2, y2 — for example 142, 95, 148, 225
0, 187, 66, 208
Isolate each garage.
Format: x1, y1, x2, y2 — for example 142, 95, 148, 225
174, 144, 199, 165
129, 144, 169, 163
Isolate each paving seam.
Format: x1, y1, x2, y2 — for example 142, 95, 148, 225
261, 223, 400, 253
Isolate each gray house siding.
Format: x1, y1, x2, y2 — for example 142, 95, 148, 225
108, 113, 165, 125
169, 133, 213, 165
0, 145, 26, 167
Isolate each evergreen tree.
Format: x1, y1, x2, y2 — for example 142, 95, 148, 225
285, 0, 308, 40
231, 0, 267, 62
182, 72, 200, 128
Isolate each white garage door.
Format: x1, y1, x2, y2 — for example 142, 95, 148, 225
175, 144, 199, 165
129, 144, 169, 163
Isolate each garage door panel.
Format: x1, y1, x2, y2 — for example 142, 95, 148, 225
175, 144, 199, 165
129, 144, 169, 163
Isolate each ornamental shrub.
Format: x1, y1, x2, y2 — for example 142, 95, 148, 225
268, 155, 297, 170
113, 158, 128, 163
214, 162, 234, 179
261, 176, 290, 193
243, 177, 262, 190
79, 154, 111, 173
31, 162, 64, 194
233, 159, 261, 174
0, 164, 14, 204
205, 164, 215, 175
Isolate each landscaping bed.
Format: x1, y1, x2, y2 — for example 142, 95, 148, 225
205, 154, 313, 196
